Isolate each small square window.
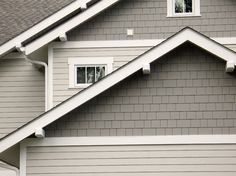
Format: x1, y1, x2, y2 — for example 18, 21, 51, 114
68, 57, 113, 88
167, 0, 200, 17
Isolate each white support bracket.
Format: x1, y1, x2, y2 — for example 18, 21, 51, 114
59, 33, 67, 42
35, 128, 45, 138
79, 2, 87, 10
142, 63, 151, 74
15, 44, 25, 53
226, 61, 235, 73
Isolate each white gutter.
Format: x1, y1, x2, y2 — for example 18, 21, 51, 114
23, 55, 48, 111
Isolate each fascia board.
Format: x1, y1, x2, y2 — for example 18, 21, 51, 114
0, 0, 92, 57
24, 0, 121, 55
1, 28, 236, 153
22, 135, 236, 146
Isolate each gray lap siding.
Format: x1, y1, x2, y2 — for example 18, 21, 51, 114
45, 43, 236, 137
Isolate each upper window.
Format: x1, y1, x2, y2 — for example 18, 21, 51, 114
68, 57, 113, 88
167, 0, 200, 17
76, 65, 106, 84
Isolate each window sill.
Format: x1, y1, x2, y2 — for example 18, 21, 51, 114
69, 84, 91, 89
167, 14, 201, 18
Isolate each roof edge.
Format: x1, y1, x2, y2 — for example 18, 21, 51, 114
0, 0, 92, 57
1, 27, 236, 153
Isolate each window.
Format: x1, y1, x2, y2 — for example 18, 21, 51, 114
76, 65, 106, 84
167, 0, 200, 17
68, 57, 113, 88
175, 0, 192, 14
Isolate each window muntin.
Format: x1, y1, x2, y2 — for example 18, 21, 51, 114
68, 57, 113, 88
175, 0, 192, 14
75, 65, 106, 85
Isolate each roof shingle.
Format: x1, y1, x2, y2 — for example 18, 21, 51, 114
0, 0, 75, 45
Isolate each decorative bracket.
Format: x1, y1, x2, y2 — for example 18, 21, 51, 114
142, 63, 151, 74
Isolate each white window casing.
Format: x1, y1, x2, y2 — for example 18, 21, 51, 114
167, 0, 201, 17
68, 57, 113, 88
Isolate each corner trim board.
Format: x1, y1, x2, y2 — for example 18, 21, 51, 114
48, 45, 53, 110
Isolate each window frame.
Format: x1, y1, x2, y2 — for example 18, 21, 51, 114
74, 64, 107, 86
68, 57, 113, 88
167, 0, 201, 17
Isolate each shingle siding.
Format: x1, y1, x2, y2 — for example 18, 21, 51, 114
68, 0, 236, 41
46, 43, 236, 137
0, 58, 44, 138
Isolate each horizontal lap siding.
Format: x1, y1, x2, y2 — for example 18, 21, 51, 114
0, 58, 44, 138
26, 145, 236, 176
53, 47, 150, 106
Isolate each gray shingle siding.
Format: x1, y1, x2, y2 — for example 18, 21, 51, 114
45, 43, 236, 137
68, 0, 236, 41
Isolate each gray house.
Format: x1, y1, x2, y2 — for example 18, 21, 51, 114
1, 0, 236, 175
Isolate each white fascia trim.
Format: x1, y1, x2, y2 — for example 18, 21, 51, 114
0, 0, 92, 57
50, 39, 165, 49
1, 28, 236, 153
24, 0, 121, 55
49, 37, 236, 49
22, 135, 236, 147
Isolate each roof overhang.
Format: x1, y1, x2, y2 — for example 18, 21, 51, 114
0, 27, 236, 153
23, 0, 120, 55
0, 0, 121, 57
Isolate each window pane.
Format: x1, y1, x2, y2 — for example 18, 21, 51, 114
87, 67, 95, 83
96, 66, 105, 81
175, 0, 183, 13
77, 67, 85, 83
185, 0, 192, 12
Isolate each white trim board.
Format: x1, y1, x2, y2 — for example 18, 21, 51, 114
24, 0, 121, 55
22, 135, 236, 147
1, 27, 236, 153
0, 0, 93, 57
49, 37, 236, 49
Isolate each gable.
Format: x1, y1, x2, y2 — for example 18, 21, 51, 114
46, 43, 236, 137
0, 27, 236, 153
67, 0, 236, 41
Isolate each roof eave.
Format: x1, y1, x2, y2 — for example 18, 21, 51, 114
0, 27, 236, 153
